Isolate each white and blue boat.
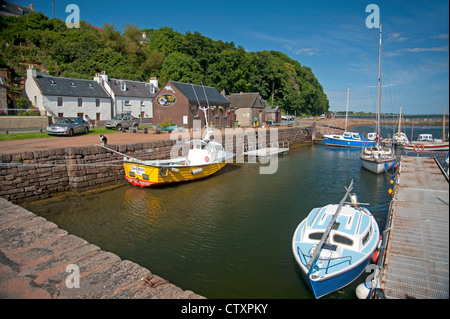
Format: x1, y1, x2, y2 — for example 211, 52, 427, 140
292, 180, 380, 298
323, 132, 376, 148
323, 86, 376, 148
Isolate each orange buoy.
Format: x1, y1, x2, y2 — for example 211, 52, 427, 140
372, 250, 380, 263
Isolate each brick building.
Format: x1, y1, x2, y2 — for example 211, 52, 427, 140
152, 81, 230, 129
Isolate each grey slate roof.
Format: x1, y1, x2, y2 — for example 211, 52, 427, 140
0, 1, 34, 16
169, 81, 229, 105
108, 78, 158, 98
34, 73, 110, 98
228, 92, 269, 109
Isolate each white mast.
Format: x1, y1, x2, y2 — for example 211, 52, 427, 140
377, 22, 382, 147
397, 104, 402, 136
345, 85, 350, 132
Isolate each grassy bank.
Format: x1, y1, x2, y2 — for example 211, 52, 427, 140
0, 127, 120, 141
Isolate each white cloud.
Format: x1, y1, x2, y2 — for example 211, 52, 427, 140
403, 46, 449, 53
388, 32, 409, 43
293, 48, 320, 56
385, 45, 449, 56
432, 34, 449, 40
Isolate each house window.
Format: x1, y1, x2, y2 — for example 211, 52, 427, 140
140, 100, 145, 106
96, 98, 100, 107
58, 113, 64, 118
125, 100, 131, 106
96, 113, 101, 121
77, 113, 84, 119
70, 81, 76, 87
57, 97, 63, 106
78, 98, 82, 107
121, 81, 126, 91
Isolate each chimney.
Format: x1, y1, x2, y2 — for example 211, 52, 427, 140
100, 70, 108, 83
149, 77, 158, 93
93, 73, 102, 84
29, 3, 35, 11
27, 65, 36, 79
221, 89, 226, 97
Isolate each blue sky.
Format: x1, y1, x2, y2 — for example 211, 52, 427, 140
14, 0, 449, 115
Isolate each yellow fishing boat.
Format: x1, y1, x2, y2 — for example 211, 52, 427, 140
122, 82, 234, 187
123, 134, 234, 187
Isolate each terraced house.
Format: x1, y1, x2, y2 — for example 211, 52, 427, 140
24, 66, 112, 123
93, 71, 158, 120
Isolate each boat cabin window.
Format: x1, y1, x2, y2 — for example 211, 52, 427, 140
308, 232, 324, 240
352, 134, 360, 139
362, 229, 371, 246
333, 234, 353, 246
418, 134, 433, 141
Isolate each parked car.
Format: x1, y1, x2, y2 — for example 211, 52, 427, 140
46, 117, 89, 136
105, 114, 139, 131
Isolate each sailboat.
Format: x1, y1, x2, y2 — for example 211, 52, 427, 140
402, 108, 449, 152
122, 84, 234, 187
292, 180, 380, 298
360, 23, 397, 174
323, 86, 376, 148
392, 105, 409, 145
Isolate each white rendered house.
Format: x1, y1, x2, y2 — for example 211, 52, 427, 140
94, 71, 158, 120
24, 67, 112, 122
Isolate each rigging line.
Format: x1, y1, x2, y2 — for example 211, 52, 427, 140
201, 82, 210, 109
191, 83, 202, 108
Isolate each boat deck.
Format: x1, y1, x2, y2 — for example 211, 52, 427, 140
379, 156, 449, 299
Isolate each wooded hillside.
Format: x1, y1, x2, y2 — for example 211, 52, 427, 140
0, 12, 329, 115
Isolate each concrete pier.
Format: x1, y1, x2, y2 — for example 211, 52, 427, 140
0, 197, 204, 299
378, 156, 449, 299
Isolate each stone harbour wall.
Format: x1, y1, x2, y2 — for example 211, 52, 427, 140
0, 126, 312, 204
0, 140, 177, 204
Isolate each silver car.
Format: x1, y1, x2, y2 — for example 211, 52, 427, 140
105, 114, 139, 131
46, 117, 89, 136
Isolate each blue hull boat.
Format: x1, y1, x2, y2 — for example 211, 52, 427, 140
323, 132, 376, 148
292, 180, 380, 298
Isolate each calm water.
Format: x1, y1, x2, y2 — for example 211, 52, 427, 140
23, 125, 448, 299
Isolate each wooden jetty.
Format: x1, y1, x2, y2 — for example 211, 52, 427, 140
243, 140, 289, 160
0, 197, 204, 299
377, 156, 449, 299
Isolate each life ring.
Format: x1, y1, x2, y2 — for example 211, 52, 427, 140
205, 156, 210, 162
414, 143, 424, 153
159, 167, 168, 178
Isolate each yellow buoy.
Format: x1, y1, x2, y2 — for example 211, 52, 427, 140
388, 188, 393, 195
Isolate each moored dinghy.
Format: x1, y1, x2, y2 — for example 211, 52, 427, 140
292, 180, 380, 298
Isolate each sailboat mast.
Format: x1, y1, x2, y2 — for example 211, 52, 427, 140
443, 106, 446, 143
398, 104, 402, 135
377, 22, 382, 147
345, 85, 349, 132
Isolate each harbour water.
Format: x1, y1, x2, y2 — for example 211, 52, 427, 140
23, 125, 448, 299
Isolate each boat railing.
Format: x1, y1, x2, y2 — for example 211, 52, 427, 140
297, 246, 353, 275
